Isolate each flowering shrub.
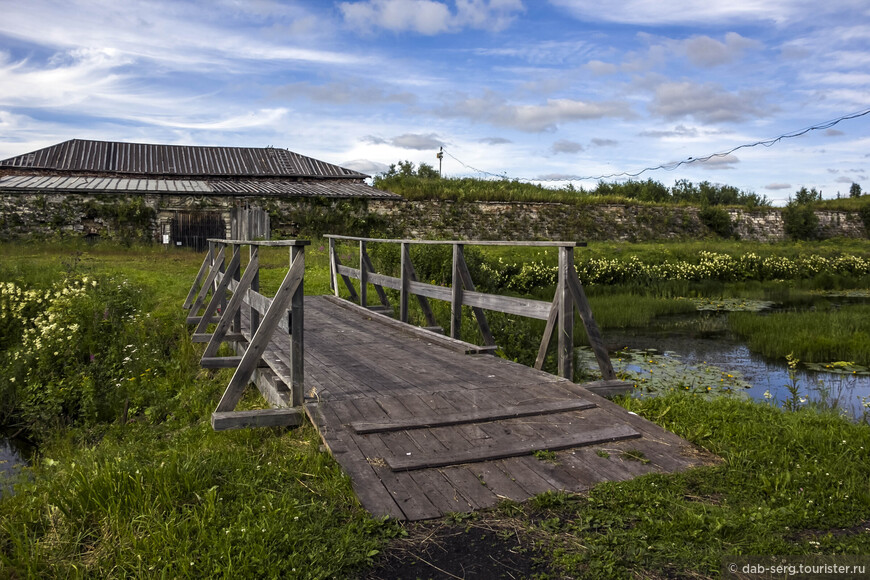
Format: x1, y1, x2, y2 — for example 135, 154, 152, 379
0, 275, 175, 432
479, 252, 870, 292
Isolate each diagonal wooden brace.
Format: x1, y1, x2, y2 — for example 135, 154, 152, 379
194, 247, 241, 335
215, 253, 305, 413
202, 252, 260, 359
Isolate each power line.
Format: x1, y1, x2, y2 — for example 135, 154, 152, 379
442, 107, 870, 183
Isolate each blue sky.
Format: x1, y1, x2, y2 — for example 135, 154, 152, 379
0, 0, 868, 203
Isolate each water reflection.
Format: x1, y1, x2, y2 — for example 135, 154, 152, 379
0, 434, 32, 497
595, 330, 870, 420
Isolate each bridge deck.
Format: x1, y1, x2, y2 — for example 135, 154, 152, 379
256, 296, 713, 521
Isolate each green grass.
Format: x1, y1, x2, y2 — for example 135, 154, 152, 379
729, 305, 870, 365
3, 240, 870, 578
0, 241, 394, 578
517, 392, 870, 578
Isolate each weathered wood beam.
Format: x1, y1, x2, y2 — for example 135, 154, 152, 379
387, 423, 640, 472
194, 246, 241, 335
350, 399, 596, 434
558, 247, 574, 380
454, 247, 496, 347
211, 408, 303, 431
450, 244, 463, 340
566, 259, 617, 381
187, 245, 225, 320
183, 251, 211, 310
361, 249, 391, 309
215, 254, 305, 413
202, 252, 259, 359
534, 294, 560, 370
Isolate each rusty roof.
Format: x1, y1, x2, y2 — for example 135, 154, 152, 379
0, 174, 400, 199
0, 139, 368, 179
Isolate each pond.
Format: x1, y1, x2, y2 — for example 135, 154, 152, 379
587, 317, 870, 421
0, 432, 32, 497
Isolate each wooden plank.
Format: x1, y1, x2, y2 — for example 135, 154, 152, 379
192, 332, 245, 343
387, 423, 641, 472
323, 235, 586, 248
408, 280, 452, 302
558, 247, 573, 379
304, 403, 406, 519
211, 408, 302, 431
323, 295, 497, 355
350, 399, 597, 434
183, 252, 211, 309
289, 246, 304, 407
359, 240, 368, 307
202, 251, 257, 358
454, 248, 496, 346
462, 290, 552, 320
399, 242, 409, 323
188, 245, 225, 318
215, 255, 304, 412
451, 244, 463, 340
567, 262, 617, 380
582, 379, 633, 398
361, 250, 392, 308
534, 295, 559, 370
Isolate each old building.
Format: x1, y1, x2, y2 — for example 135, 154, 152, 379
0, 139, 399, 248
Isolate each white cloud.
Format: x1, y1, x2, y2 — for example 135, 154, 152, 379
551, 139, 585, 154
340, 0, 524, 34
591, 138, 618, 147
340, 158, 390, 175
363, 133, 445, 149
546, 0, 863, 26
683, 32, 761, 67
440, 92, 633, 132
648, 82, 770, 123
698, 153, 740, 170
272, 81, 417, 105
765, 182, 792, 190
479, 137, 512, 144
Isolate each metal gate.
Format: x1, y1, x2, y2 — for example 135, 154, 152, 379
171, 212, 225, 252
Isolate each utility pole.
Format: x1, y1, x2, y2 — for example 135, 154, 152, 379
437, 147, 444, 177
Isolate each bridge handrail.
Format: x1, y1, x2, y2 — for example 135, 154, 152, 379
185, 239, 308, 430
324, 235, 615, 382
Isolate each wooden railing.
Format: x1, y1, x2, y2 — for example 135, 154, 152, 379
325, 235, 616, 383
184, 239, 308, 431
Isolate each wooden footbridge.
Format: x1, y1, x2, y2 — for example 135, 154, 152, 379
184, 237, 709, 520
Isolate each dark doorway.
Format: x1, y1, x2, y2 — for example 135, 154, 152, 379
171, 212, 225, 252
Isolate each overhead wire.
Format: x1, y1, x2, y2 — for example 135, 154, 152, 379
441, 107, 870, 183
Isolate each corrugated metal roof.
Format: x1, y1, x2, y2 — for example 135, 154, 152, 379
0, 175, 400, 199
0, 139, 368, 179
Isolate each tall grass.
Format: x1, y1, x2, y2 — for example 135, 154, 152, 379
729, 305, 870, 365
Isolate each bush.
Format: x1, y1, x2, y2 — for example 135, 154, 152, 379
782, 201, 819, 241
699, 206, 734, 238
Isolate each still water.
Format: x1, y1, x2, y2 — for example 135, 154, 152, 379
598, 327, 870, 420
0, 433, 32, 497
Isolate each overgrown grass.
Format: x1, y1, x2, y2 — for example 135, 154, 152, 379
0, 242, 393, 578
508, 392, 870, 578
730, 305, 870, 365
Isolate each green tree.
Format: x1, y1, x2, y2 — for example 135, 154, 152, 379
850, 182, 863, 198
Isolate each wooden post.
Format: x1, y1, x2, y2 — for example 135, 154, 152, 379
359, 240, 368, 308
249, 245, 260, 336
558, 247, 574, 380
566, 262, 616, 380
231, 244, 241, 333
451, 244, 463, 340
328, 238, 338, 296
400, 242, 410, 323
290, 246, 304, 406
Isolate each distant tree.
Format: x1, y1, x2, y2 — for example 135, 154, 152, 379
850, 182, 863, 198
793, 186, 822, 205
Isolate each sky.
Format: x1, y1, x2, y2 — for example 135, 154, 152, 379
0, 0, 868, 203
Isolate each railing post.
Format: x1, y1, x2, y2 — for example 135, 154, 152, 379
231, 243, 241, 333
359, 240, 368, 308
400, 242, 410, 323
328, 237, 338, 296
451, 243, 463, 340
249, 245, 260, 336
558, 246, 574, 380
290, 245, 305, 407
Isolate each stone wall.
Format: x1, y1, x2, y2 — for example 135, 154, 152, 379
0, 192, 866, 243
